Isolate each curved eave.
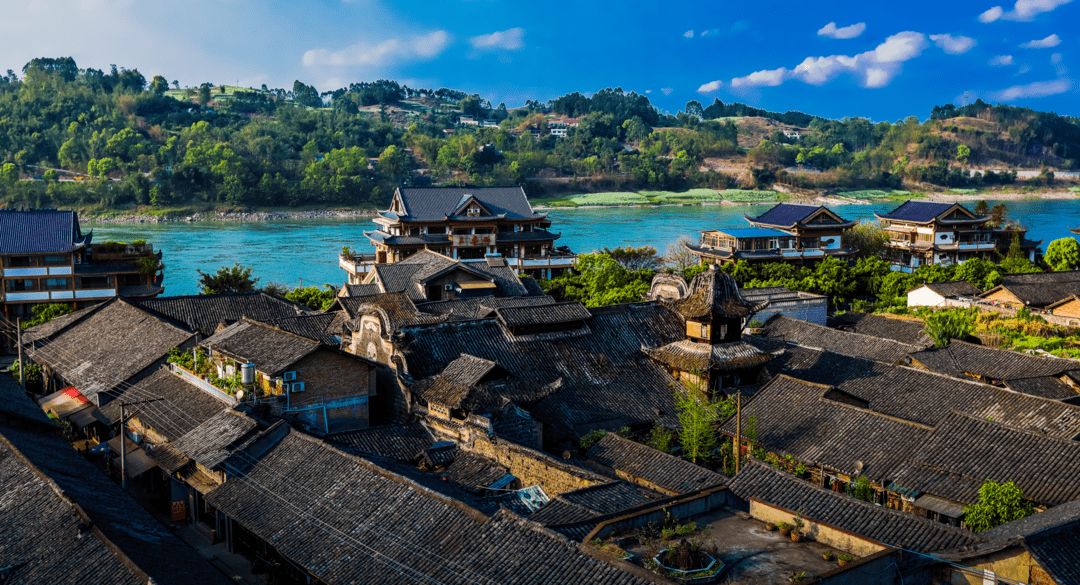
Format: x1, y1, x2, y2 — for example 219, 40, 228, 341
1071, 227, 1080, 235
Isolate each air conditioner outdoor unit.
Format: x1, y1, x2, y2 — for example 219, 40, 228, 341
283, 371, 297, 382
291, 382, 306, 392
444, 284, 453, 291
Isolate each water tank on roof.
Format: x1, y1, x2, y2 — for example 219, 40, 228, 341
240, 363, 255, 385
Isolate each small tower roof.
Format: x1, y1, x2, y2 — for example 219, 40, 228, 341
663, 264, 767, 321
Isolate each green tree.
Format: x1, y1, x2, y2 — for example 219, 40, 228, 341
956, 144, 971, 164
542, 253, 653, 307
21, 303, 75, 328
601, 245, 662, 271
285, 284, 338, 311
674, 378, 720, 464
197, 263, 258, 294
853, 476, 875, 503
990, 203, 1008, 227
198, 83, 212, 106
923, 308, 975, 347
999, 233, 1039, 274
1045, 238, 1080, 272
843, 222, 889, 258
378, 144, 405, 184
0, 163, 18, 184
963, 480, 1035, 532
149, 75, 169, 95
973, 200, 989, 216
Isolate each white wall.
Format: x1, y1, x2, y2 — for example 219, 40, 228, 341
907, 287, 946, 307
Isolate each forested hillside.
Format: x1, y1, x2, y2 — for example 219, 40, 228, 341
0, 57, 1077, 213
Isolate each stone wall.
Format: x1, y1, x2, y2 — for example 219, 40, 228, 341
939, 298, 1079, 328
950, 547, 1038, 585
748, 500, 887, 558
466, 435, 607, 496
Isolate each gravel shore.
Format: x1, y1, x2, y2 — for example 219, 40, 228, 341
85, 209, 378, 224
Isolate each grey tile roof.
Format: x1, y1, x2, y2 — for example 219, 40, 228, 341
909, 340, 1080, 383
440, 449, 511, 490
0, 432, 144, 585
205, 427, 650, 585
21, 304, 98, 343
496, 301, 592, 328
136, 291, 311, 333
418, 294, 557, 320
28, 298, 194, 403
495, 229, 562, 242
728, 461, 985, 553
879, 201, 960, 222
831, 312, 933, 348
753, 344, 1080, 436
0, 209, 84, 254
339, 292, 448, 331
0, 419, 228, 584
399, 303, 687, 441
888, 411, 1080, 507
0, 375, 55, 427
719, 374, 933, 480
586, 433, 727, 494
459, 259, 529, 296
746, 203, 832, 227
201, 319, 320, 375
394, 186, 542, 222
980, 270, 1080, 307
97, 366, 231, 441
759, 314, 919, 364
1023, 520, 1080, 584
528, 481, 654, 526
328, 421, 436, 462
642, 339, 776, 372
664, 265, 764, 321
1004, 376, 1079, 400
154, 409, 259, 473
342, 283, 381, 297
264, 312, 346, 346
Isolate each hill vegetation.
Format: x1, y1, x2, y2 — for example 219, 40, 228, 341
0, 56, 1077, 213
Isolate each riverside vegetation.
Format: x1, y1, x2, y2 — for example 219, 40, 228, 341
0, 57, 1078, 216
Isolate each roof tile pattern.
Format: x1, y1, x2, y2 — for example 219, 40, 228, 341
728, 462, 984, 553
136, 292, 309, 333
97, 367, 230, 441
1024, 521, 1080, 585
879, 201, 959, 222
642, 339, 775, 371
29, 298, 194, 403
0, 209, 83, 254
587, 433, 727, 494
528, 481, 653, 525
205, 428, 649, 585
496, 301, 592, 328
909, 340, 1080, 383
759, 315, 918, 364
418, 295, 557, 320
664, 265, 763, 321
831, 312, 933, 347
328, 421, 435, 461
981, 271, 1080, 307
202, 320, 320, 375
155, 410, 259, 473
394, 186, 542, 222
264, 312, 346, 346
747, 204, 824, 227
916, 281, 982, 298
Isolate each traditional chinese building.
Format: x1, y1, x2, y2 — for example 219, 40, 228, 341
0, 209, 163, 321
876, 200, 1039, 272
340, 186, 574, 282
684, 203, 858, 265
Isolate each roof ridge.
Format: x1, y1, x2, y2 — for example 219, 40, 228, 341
942, 408, 1080, 444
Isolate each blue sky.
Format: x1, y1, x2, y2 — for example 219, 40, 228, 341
1, 0, 1075, 121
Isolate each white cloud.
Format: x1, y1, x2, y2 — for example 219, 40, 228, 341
731, 31, 929, 89
661, 87, 674, 95
303, 30, 449, 68
982, 0, 1073, 22
1018, 64, 1033, 74
990, 54, 1015, 65
993, 78, 1072, 100
700, 28, 720, 36
1051, 52, 1063, 62
645, 89, 653, 93
817, 22, 866, 39
931, 34, 978, 54
1021, 34, 1062, 48
697, 80, 723, 92
683, 30, 694, 38
979, 6, 1005, 21
469, 28, 525, 51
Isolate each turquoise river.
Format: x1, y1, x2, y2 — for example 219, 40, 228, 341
89, 199, 1080, 296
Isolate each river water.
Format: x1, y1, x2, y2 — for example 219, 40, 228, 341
90, 199, 1080, 296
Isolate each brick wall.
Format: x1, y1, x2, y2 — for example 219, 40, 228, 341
466, 435, 606, 496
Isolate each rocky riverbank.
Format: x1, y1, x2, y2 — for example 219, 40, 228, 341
85, 208, 378, 224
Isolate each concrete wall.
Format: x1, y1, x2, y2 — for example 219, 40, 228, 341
818, 550, 935, 585
748, 500, 887, 558
1052, 298, 1080, 324
586, 488, 732, 541
907, 287, 948, 307
466, 435, 605, 496
949, 547, 1041, 585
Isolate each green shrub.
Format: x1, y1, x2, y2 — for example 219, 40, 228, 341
718, 189, 779, 202
569, 192, 651, 206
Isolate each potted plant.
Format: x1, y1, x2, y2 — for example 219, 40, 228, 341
822, 551, 835, 561
788, 571, 809, 583
791, 511, 806, 542
777, 522, 791, 536
790, 530, 803, 543
765, 522, 777, 532
838, 554, 852, 566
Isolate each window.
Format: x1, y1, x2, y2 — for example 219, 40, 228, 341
8, 256, 33, 267
44, 278, 69, 290
43, 255, 69, 266
5, 279, 37, 291
428, 226, 447, 234
77, 276, 110, 288
408, 228, 421, 236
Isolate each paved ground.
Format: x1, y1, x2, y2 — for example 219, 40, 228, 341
626, 507, 843, 584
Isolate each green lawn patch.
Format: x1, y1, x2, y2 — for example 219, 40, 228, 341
569, 192, 652, 206
642, 189, 725, 203
718, 189, 780, 202
835, 189, 914, 200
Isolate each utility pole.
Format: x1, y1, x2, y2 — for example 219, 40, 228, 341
734, 390, 742, 475
16, 318, 24, 392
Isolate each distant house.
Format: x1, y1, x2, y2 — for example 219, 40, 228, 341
481, 119, 499, 128
201, 318, 382, 433
458, 115, 479, 126
1048, 295, 1080, 326
784, 131, 801, 140
550, 127, 568, 137
686, 203, 858, 265
979, 270, 1080, 310
876, 201, 1040, 272
907, 280, 982, 307
0, 209, 164, 321
740, 286, 828, 326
